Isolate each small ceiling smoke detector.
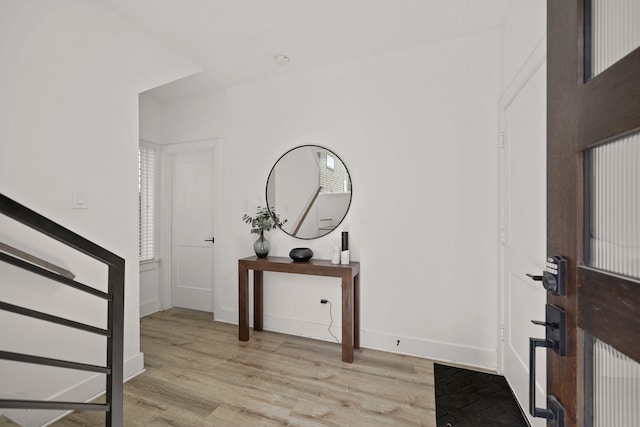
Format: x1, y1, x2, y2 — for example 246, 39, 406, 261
275, 55, 290, 65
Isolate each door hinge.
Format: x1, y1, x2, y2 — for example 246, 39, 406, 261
500, 324, 505, 341
499, 132, 505, 148
500, 228, 506, 245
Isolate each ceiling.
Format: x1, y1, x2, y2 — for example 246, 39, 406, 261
100, 0, 515, 100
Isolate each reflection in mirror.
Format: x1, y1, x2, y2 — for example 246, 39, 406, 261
266, 145, 352, 239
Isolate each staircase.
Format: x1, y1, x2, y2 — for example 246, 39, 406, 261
0, 194, 125, 426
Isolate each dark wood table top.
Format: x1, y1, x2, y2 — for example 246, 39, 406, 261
239, 256, 359, 277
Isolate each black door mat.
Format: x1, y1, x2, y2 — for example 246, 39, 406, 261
434, 363, 529, 427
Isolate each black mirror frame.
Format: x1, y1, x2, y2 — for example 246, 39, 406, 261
265, 145, 352, 240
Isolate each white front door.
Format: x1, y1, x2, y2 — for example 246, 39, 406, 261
501, 59, 547, 426
171, 149, 215, 312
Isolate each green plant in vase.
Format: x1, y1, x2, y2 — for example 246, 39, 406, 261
242, 206, 287, 258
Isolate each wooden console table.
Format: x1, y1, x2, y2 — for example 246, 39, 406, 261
238, 256, 360, 363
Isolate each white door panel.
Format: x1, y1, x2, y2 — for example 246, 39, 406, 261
502, 60, 547, 427
171, 149, 215, 312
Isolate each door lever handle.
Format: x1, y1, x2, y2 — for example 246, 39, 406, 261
204, 237, 215, 243
531, 319, 557, 330
526, 273, 543, 281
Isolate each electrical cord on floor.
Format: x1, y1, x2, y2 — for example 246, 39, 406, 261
325, 300, 341, 344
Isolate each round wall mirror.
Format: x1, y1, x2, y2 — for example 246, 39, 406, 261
266, 145, 352, 239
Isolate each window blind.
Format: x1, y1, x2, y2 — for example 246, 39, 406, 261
138, 146, 156, 261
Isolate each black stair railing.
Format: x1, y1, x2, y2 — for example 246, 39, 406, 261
0, 193, 124, 426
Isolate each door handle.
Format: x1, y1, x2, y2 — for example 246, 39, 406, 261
526, 273, 543, 281
204, 237, 215, 243
529, 338, 565, 426
529, 338, 553, 418
531, 319, 556, 330
529, 304, 567, 426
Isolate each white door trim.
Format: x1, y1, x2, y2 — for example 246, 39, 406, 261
497, 35, 547, 374
160, 138, 221, 317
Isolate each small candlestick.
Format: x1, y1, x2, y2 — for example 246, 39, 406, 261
331, 246, 341, 264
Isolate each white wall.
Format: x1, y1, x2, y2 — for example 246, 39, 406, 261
0, 1, 199, 425
162, 90, 227, 144
501, 0, 547, 91
140, 94, 166, 143
159, 29, 502, 369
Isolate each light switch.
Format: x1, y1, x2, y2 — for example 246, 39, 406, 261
72, 191, 88, 209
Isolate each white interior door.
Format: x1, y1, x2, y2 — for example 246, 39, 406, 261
171, 149, 215, 312
501, 60, 547, 426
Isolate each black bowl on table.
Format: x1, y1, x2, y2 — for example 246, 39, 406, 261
289, 247, 313, 262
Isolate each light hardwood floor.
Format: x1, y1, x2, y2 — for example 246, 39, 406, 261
46, 308, 436, 426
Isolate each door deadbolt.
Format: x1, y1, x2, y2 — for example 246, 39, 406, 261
526, 255, 566, 296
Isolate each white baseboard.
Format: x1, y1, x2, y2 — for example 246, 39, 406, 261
359, 330, 497, 371
214, 307, 236, 324
4, 353, 144, 427
216, 308, 497, 371
263, 314, 344, 344
140, 299, 160, 317
214, 308, 343, 343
